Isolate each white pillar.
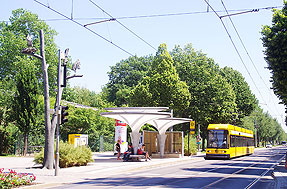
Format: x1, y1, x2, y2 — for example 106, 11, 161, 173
158, 133, 167, 158
130, 131, 141, 155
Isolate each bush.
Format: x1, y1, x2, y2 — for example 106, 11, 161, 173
34, 141, 93, 168
184, 135, 198, 156
0, 168, 36, 188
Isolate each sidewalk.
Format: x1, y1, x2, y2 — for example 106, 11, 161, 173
1, 150, 286, 188
0, 152, 205, 188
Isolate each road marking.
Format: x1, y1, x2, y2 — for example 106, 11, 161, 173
244, 155, 285, 189
201, 149, 285, 189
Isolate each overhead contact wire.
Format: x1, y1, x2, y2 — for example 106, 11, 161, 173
221, 0, 281, 115
202, 0, 269, 110
88, 0, 157, 51
33, 0, 134, 56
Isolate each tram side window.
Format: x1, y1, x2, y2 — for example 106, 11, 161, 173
230, 135, 254, 147
230, 135, 235, 147
235, 136, 239, 147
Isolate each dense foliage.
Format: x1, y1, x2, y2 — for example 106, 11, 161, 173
106, 43, 286, 147
0, 9, 58, 156
0, 79, 17, 155
12, 62, 39, 156
261, 3, 287, 123
0, 9, 58, 95
129, 44, 191, 115
105, 56, 153, 106
241, 107, 286, 146
220, 67, 257, 123
184, 135, 198, 156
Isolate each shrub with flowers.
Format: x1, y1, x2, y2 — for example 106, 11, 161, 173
0, 168, 36, 188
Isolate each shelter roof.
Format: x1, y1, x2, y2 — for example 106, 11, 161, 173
147, 117, 193, 134
104, 107, 169, 113
100, 111, 172, 132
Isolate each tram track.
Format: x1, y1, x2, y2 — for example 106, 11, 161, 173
201, 148, 285, 189
101, 147, 286, 189
151, 147, 285, 188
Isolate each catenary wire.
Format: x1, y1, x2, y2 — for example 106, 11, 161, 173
202, 0, 271, 112
29, 0, 282, 117
220, 0, 281, 116
88, 0, 156, 51
2, 6, 282, 23
33, 0, 134, 56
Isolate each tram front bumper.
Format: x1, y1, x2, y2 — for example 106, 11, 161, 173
205, 153, 230, 159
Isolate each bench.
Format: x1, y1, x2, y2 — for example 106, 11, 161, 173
129, 155, 146, 161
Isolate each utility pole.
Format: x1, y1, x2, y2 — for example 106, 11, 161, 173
55, 48, 82, 176
197, 124, 201, 152
255, 118, 258, 148
55, 49, 62, 176
188, 123, 190, 156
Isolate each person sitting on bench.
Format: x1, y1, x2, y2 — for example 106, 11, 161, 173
137, 144, 151, 161
123, 144, 133, 161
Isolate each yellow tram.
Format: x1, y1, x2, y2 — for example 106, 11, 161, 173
205, 124, 254, 159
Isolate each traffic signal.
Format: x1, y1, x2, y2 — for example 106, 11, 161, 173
61, 106, 69, 125
61, 64, 67, 88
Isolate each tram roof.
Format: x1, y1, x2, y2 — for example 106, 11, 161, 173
207, 124, 253, 135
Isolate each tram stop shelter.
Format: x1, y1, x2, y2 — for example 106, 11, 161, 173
100, 107, 171, 155
100, 107, 192, 158
147, 117, 192, 158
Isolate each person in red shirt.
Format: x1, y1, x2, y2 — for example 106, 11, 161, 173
137, 144, 151, 161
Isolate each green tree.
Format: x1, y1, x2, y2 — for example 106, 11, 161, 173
171, 44, 237, 149
242, 107, 284, 147
261, 3, 287, 124
63, 86, 113, 108
105, 55, 153, 106
1, 9, 60, 168
12, 61, 39, 156
129, 44, 191, 115
220, 67, 257, 123
0, 9, 58, 96
0, 79, 17, 155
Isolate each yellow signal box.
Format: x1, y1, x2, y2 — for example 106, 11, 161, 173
190, 121, 195, 135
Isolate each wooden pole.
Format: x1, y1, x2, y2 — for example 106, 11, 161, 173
40, 30, 54, 169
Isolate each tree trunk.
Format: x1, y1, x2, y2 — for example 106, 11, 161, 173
39, 30, 54, 169
23, 134, 28, 156
0, 131, 3, 155
40, 30, 65, 169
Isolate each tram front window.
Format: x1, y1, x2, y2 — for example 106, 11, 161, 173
207, 130, 228, 149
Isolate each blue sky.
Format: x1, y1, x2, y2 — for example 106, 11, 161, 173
1, 0, 286, 131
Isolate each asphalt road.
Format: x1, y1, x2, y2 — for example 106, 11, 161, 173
51, 146, 286, 189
